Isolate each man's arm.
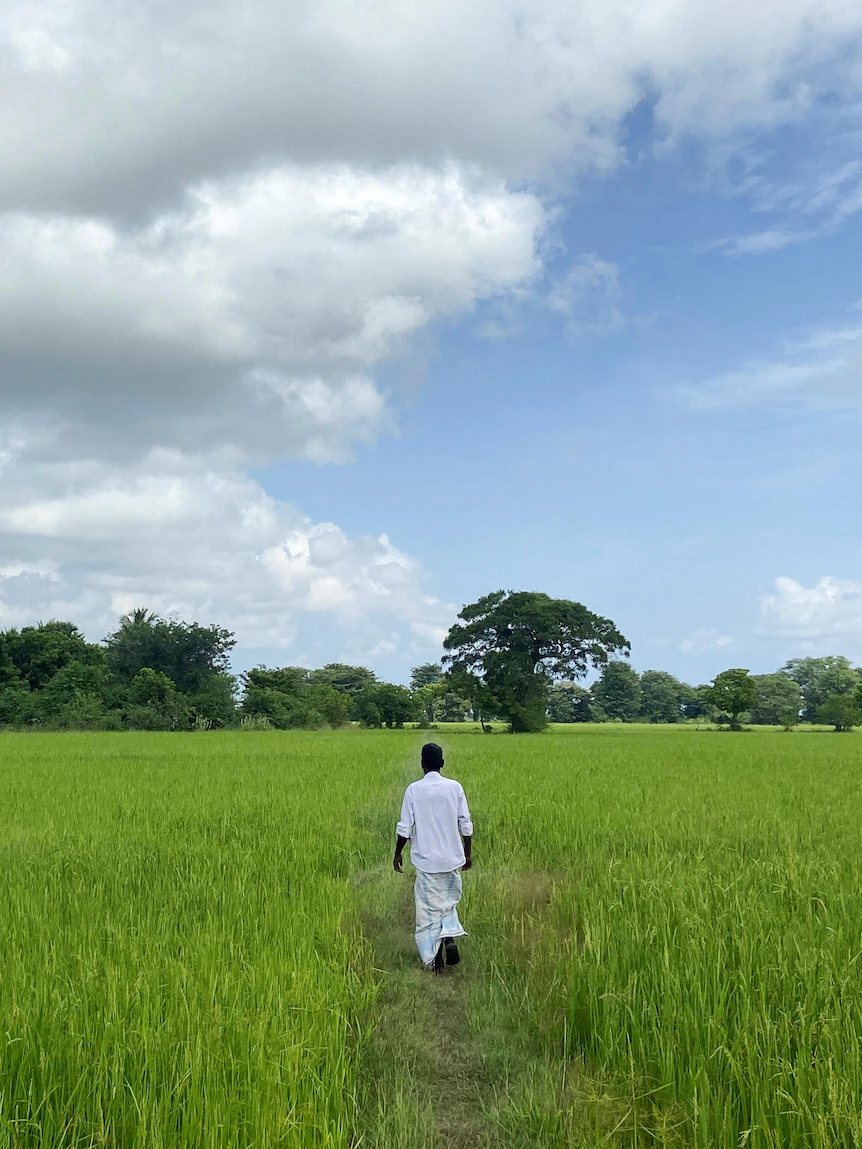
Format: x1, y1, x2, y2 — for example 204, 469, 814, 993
394, 786, 413, 873
457, 785, 474, 871
393, 834, 409, 873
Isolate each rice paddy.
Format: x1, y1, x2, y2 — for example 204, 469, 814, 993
0, 726, 860, 1147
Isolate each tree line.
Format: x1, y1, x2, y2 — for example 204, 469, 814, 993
0, 591, 860, 732
544, 659, 862, 731
0, 611, 422, 731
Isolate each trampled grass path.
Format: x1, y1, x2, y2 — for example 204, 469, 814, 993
350, 753, 572, 1149
353, 863, 500, 1148
350, 747, 511, 1149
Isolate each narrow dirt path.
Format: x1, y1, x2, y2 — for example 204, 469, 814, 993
347, 750, 597, 1149
348, 749, 679, 1149
352, 861, 505, 1148
346, 745, 515, 1149
353, 859, 506, 1148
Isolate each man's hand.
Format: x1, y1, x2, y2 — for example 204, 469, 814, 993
462, 857, 472, 871
393, 853, 403, 873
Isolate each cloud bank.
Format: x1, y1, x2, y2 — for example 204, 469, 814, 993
759, 577, 862, 644
0, 450, 454, 663
2, 0, 862, 662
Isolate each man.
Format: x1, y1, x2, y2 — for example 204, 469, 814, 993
393, 742, 473, 973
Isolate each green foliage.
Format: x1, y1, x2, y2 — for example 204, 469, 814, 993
185, 672, 239, 729
706, 668, 758, 730
816, 693, 862, 732
239, 667, 353, 729
35, 660, 115, 728
680, 684, 717, 721
0, 639, 20, 686
592, 661, 642, 722
0, 611, 417, 733
444, 589, 629, 733
782, 656, 861, 722
5, 606, 860, 739
354, 682, 418, 728
410, 665, 469, 724
409, 662, 443, 690
444, 665, 502, 730
105, 609, 235, 694
123, 668, 187, 731
412, 681, 443, 724
307, 683, 352, 727
0, 621, 103, 691
0, 678, 35, 725
638, 670, 693, 723
546, 682, 594, 723
0, 614, 242, 731
307, 663, 377, 704
240, 667, 324, 729
437, 691, 470, 723
750, 673, 802, 728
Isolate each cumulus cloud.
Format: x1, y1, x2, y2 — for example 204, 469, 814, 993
3, 0, 861, 217
0, 445, 455, 663
1, 0, 862, 658
0, 166, 543, 383
0, 163, 544, 462
759, 576, 862, 641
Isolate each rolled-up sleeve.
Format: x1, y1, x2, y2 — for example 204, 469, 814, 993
457, 785, 473, 837
396, 787, 414, 839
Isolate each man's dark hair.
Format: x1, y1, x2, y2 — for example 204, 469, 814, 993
421, 742, 444, 771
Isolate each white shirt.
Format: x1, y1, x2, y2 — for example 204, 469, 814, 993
396, 770, 473, 873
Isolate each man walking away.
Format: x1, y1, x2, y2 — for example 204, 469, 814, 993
393, 742, 473, 973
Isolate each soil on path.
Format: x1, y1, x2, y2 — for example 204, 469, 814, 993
353, 865, 501, 1149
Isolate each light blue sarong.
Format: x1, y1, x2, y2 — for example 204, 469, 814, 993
414, 869, 467, 967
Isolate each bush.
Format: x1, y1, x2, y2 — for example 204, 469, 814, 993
354, 683, 418, 728
816, 694, 862, 732
123, 668, 188, 731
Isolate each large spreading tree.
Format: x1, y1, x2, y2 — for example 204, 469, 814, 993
706, 668, 757, 731
443, 590, 629, 732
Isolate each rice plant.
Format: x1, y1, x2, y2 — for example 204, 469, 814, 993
1, 726, 860, 1147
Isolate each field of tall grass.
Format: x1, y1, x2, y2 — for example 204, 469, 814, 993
0, 726, 860, 1146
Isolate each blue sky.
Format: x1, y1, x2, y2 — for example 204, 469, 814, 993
0, 0, 860, 687
262, 108, 862, 683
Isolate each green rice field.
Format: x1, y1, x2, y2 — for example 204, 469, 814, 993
0, 725, 861, 1147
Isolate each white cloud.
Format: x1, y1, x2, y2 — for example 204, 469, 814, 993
0, 165, 543, 380
545, 255, 624, 339
1, 0, 862, 660
759, 576, 862, 641
0, 448, 456, 664
714, 161, 862, 255
2, 0, 861, 217
673, 359, 842, 411
680, 627, 734, 654
0, 163, 544, 462
671, 311, 862, 411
